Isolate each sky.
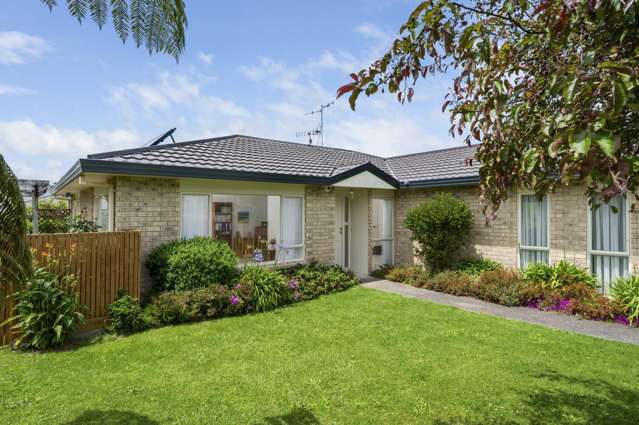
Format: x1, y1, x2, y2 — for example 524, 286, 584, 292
0, 1, 459, 182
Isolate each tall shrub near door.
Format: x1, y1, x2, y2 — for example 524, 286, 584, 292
404, 193, 472, 272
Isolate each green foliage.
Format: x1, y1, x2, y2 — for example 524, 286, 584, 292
454, 258, 501, 277
404, 193, 473, 272
340, 0, 639, 213
523, 260, 597, 289
476, 269, 526, 306
282, 263, 360, 300
165, 237, 239, 291
40, 0, 188, 59
145, 239, 183, 292
65, 215, 99, 233
9, 262, 86, 350
0, 153, 31, 295
423, 271, 477, 297
611, 275, 639, 325
385, 265, 427, 286
146, 284, 250, 326
370, 264, 394, 279
107, 289, 146, 334
239, 266, 288, 312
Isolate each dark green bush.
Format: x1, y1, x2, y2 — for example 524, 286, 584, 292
423, 271, 477, 296
454, 258, 501, 277
476, 269, 526, 306
404, 193, 473, 272
240, 266, 288, 312
145, 239, 183, 292
282, 263, 359, 300
107, 290, 146, 334
523, 260, 597, 289
166, 237, 239, 290
11, 265, 86, 350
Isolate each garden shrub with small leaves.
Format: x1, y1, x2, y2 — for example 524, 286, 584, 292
282, 263, 359, 300
107, 289, 146, 334
385, 265, 427, 286
476, 269, 526, 306
423, 271, 477, 297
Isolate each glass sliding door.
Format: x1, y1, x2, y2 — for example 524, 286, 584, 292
590, 196, 628, 293
519, 194, 549, 269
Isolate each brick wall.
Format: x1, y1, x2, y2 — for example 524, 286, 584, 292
394, 185, 518, 268
76, 187, 94, 218
305, 185, 335, 264
549, 184, 588, 266
113, 176, 180, 293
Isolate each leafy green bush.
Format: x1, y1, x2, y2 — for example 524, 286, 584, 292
282, 263, 359, 300
404, 193, 473, 272
454, 258, 501, 277
523, 260, 597, 289
145, 239, 183, 292
166, 237, 239, 290
240, 266, 288, 312
611, 275, 639, 325
384, 265, 426, 285
107, 290, 146, 334
146, 284, 251, 326
65, 215, 99, 233
10, 265, 86, 350
370, 264, 394, 279
423, 271, 477, 296
476, 269, 526, 306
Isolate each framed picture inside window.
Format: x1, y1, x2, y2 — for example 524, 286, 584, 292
238, 210, 249, 223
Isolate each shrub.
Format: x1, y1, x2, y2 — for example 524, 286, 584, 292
145, 239, 183, 292
476, 269, 526, 306
523, 260, 597, 289
65, 215, 99, 233
385, 265, 426, 285
239, 266, 288, 312
404, 193, 473, 272
423, 271, 477, 296
107, 290, 146, 334
166, 237, 239, 290
10, 265, 86, 350
370, 264, 394, 279
566, 296, 625, 321
282, 263, 359, 300
454, 258, 501, 277
611, 275, 639, 325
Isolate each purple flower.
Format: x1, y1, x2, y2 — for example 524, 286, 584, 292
558, 299, 571, 310
293, 291, 301, 301
230, 295, 240, 305
253, 249, 264, 263
615, 315, 630, 326
288, 279, 299, 290
527, 300, 540, 309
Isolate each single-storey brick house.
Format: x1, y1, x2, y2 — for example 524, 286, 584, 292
52, 134, 637, 294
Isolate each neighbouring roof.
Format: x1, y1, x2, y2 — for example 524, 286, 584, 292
52, 134, 479, 194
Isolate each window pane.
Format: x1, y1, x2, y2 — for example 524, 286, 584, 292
591, 196, 626, 253
280, 197, 303, 261
591, 254, 627, 294
520, 249, 549, 269
97, 195, 109, 231
181, 195, 209, 239
520, 194, 547, 248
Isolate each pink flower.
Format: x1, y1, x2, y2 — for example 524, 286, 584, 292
230, 295, 240, 305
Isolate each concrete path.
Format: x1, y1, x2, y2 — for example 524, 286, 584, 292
362, 279, 639, 346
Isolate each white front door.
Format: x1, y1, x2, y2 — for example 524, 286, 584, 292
371, 198, 394, 270
335, 196, 352, 268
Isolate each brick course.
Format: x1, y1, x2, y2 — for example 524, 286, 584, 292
305, 185, 335, 264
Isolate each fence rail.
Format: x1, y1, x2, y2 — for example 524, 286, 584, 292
1, 231, 141, 345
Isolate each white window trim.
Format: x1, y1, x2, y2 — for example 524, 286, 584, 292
517, 191, 551, 268
178, 191, 305, 264
371, 197, 395, 266
586, 196, 631, 283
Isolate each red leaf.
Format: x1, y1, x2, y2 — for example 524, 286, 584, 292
336, 83, 354, 98
397, 92, 403, 103
407, 87, 414, 102
350, 73, 359, 82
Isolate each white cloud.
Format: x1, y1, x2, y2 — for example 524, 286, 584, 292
355, 23, 390, 41
198, 52, 214, 66
304, 51, 357, 74
0, 83, 35, 95
0, 120, 139, 180
0, 31, 50, 65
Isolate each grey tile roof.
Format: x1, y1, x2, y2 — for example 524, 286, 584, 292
83, 134, 479, 187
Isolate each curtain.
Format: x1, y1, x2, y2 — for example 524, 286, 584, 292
519, 194, 548, 267
591, 196, 627, 292
280, 197, 303, 260
181, 195, 209, 238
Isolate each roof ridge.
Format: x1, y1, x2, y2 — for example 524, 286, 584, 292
385, 143, 479, 160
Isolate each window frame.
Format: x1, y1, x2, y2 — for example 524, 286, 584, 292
517, 191, 551, 268
178, 191, 305, 264
586, 195, 631, 290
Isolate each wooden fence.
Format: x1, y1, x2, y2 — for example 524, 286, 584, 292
1, 231, 140, 345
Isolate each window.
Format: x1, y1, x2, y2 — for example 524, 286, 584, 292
181, 194, 210, 239
371, 198, 394, 269
590, 196, 628, 293
519, 194, 549, 269
180, 193, 304, 263
94, 193, 110, 231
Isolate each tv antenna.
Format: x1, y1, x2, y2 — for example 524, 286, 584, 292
295, 101, 334, 146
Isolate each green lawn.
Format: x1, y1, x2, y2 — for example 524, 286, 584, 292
1, 287, 638, 425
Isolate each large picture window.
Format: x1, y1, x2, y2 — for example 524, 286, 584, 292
590, 196, 628, 293
180, 193, 304, 263
519, 194, 549, 269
